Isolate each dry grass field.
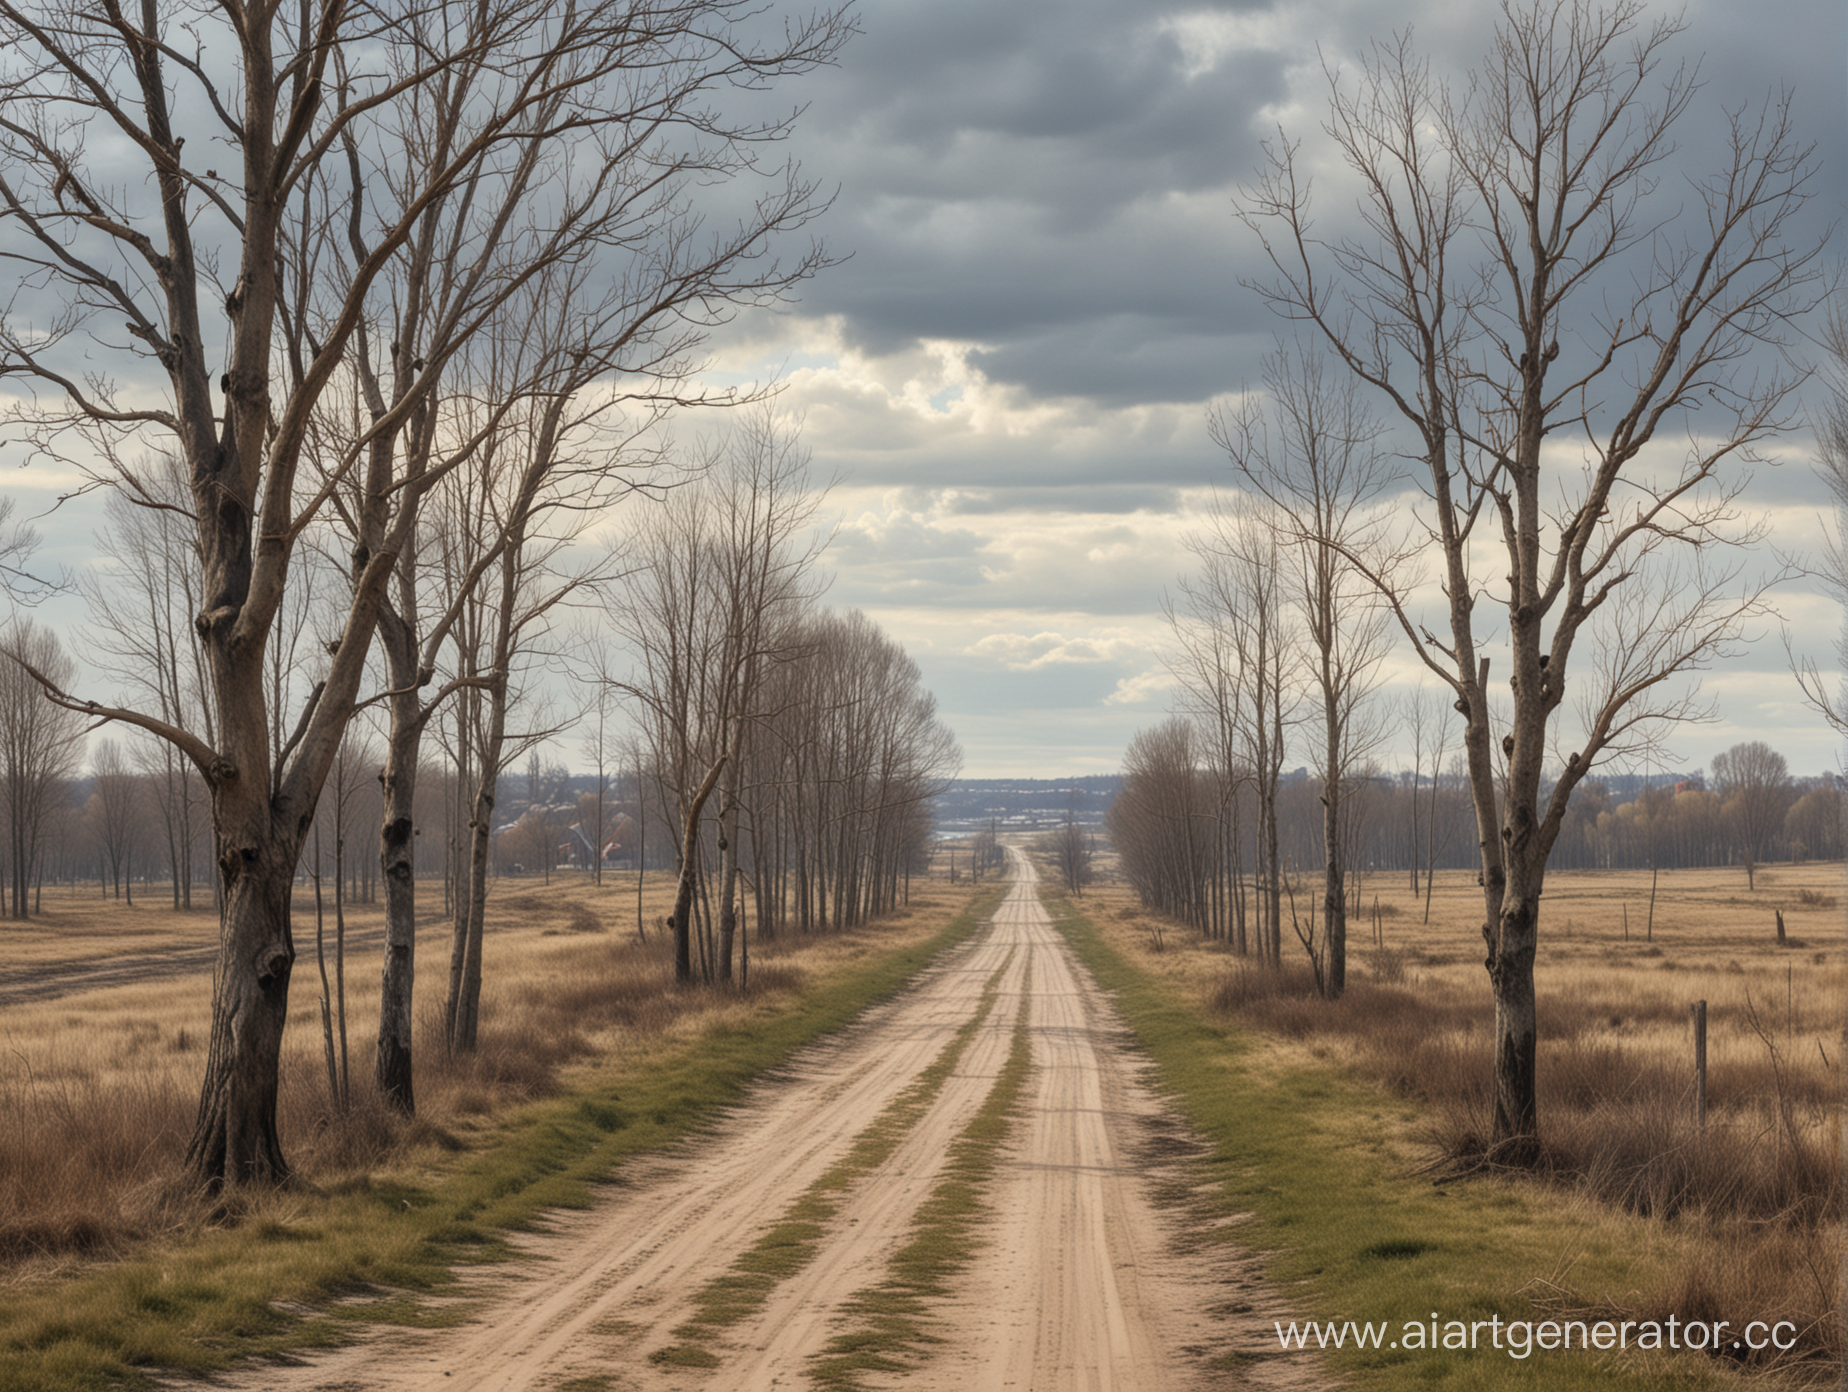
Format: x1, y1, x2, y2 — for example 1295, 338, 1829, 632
0, 868, 973, 1286
1080, 858, 1845, 1375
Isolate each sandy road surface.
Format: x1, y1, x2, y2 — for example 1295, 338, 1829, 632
201, 856, 1309, 1391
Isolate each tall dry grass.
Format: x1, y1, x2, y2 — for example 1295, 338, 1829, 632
1212, 961, 1839, 1225
0, 874, 924, 1280
1112, 860, 1844, 1376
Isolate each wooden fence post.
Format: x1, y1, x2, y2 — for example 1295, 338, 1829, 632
1691, 999, 1707, 1131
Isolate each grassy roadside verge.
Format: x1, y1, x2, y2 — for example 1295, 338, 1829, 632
0, 886, 1005, 1392
1042, 885, 1745, 1392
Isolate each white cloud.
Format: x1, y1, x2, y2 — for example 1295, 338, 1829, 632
968, 627, 1151, 670
1104, 668, 1177, 705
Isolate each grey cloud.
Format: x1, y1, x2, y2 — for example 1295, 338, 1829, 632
770, 0, 1845, 418
827, 435, 1223, 498
931, 483, 1194, 515
772, 0, 1292, 384
967, 322, 1264, 406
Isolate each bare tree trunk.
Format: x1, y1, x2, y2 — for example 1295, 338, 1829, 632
672, 758, 726, 984
455, 790, 493, 1051
451, 687, 505, 1054
313, 831, 340, 1108
1323, 764, 1346, 998
335, 829, 350, 1109
445, 694, 474, 1047
635, 762, 647, 942
1487, 883, 1540, 1153
717, 803, 740, 984
183, 834, 298, 1187
375, 612, 422, 1111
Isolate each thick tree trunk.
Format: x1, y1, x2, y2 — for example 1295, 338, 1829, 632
184, 834, 297, 1188
1486, 890, 1540, 1158
375, 785, 416, 1106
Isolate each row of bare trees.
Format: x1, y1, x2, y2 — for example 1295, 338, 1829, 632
610, 422, 959, 984
1149, 353, 1399, 993
1121, 0, 1829, 1159
0, 0, 860, 1186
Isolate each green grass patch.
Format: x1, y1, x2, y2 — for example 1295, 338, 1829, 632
656, 948, 1017, 1365
807, 982, 1036, 1390
0, 887, 1006, 1392
1040, 889, 1737, 1392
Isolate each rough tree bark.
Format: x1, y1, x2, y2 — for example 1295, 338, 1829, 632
673, 758, 728, 984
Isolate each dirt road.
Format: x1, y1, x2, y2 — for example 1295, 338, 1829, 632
209, 854, 1298, 1391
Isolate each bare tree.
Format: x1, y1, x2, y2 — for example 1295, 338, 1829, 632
1215, 348, 1396, 996
1240, 0, 1827, 1154
337, 42, 839, 1104
703, 416, 828, 981
1174, 497, 1301, 963
577, 638, 625, 889
1165, 579, 1248, 947
1049, 790, 1096, 895
0, 622, 83, 918
87, 738, 145, 903
441, 377, 619, 1052
0, 496, 63, 606
746, 606, 956, 937
306, 730, 378, 1111
83, 461, 217, 909
1710, 740, 1791, 889
1107, 717, 1213, 924
1401, 686, 1458, 923
1782, 780, 1841, 863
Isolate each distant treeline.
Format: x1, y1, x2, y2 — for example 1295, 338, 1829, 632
1109, 729, 1838, 939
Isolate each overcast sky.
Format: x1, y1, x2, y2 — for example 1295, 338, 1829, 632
687, 0, 1848, 779
15, 0, 1848, 784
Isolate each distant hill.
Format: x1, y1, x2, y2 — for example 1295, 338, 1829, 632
931, 776, 1119, 837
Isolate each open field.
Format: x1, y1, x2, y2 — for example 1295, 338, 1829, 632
1066, 855, 1844, 1382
